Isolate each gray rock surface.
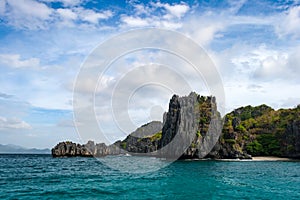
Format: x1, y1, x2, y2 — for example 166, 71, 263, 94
51, 141, 123, 157
159, 92, 222, 159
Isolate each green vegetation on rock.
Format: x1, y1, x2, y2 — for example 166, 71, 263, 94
214, 104, 300, 158
146, 131, 162, 142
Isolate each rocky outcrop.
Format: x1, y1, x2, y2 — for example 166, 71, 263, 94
51, 141, 123, 157
207, 104, 300, 159
52, 92, 223, 159
159, 92, 222, 159
120, 121, 162, 154
52, 93, 300, 159
284, 118, 300, 158
51, 122, 163, 157
52, 141, 91, 157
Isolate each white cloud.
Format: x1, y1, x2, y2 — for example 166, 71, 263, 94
234, 45, 300, 81
121, 15, 149, 27
1, 0, 113, 29
157, 2, 190, 19
55, 8, 77, 27
0, 116, 31, 130
183, 18, 225, 46
132, 4, 151, 16
275, 6, 300, 38
253, 51, 289, 80
57, 8, 77, 20
75, 8, 113, 24
120, 2, 191, 29
0, 54, 40, 69
7, 0, 52, 19
227, 0, 247, 14
3, 0, 53, 29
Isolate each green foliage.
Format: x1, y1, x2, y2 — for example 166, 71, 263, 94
191, 143, 197, 148
149, 131, 162, 142
242, 134, 249, 140
257, 134, 281, 156
199, 117, 207, 124
120, 142, 127, 149
236, 124, 247, 133
242, 118, 257, 129
287, 145, 295, 153
221, 103, 300, 157
240, 109, 252, 121
224, 139, 236, 145
246, 140, 263, 155
196, 130, 201, 137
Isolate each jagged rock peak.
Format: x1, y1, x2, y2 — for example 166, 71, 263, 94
159, 92, 222, 159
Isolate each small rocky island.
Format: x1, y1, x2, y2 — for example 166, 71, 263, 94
52, 92, 300, 159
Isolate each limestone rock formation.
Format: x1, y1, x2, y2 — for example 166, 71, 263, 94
159, 92, 222, 159
120, 121, 162, 154
51, 122, 162, 157
207, 104, 300, 159
52, 93, 300, 159
51, 141, 123, 157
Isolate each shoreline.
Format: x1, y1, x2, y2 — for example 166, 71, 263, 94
251, 156, 295, 161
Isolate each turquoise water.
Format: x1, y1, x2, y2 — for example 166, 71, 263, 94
0, 155, 299, 199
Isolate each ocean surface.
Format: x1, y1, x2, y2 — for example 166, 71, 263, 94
0, 154, 299, 199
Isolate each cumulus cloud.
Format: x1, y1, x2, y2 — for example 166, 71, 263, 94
0, 116, 32, 130
74, 8, 113, 24
275, 6, 300, 38
0, 54, 40, 69
56, 8, 77, 20
1, 0, 53, 29
155, 2, 190, 19
182, 16, 225, 46
0, 0, 113, 29
120, 15, 149, 27
251, 45, 300, 81
120, 1, 191, 29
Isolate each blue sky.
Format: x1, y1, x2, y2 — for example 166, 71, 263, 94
0, 0, 300, 148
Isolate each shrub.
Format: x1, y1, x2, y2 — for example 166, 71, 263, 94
224, 139, 236, 145
246, 140, 263, 155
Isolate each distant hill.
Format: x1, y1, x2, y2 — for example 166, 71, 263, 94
0, 144, 50, 154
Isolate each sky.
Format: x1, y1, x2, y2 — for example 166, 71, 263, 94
0, 0, 300, 148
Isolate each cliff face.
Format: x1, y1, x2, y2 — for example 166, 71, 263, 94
52, 93, 222, 158
159, 93, 198, 158
159, 92, 222, 159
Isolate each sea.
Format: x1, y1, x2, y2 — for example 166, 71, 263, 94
0, 154, 299, 200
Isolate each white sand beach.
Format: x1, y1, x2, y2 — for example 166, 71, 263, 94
252, 156, 293, 161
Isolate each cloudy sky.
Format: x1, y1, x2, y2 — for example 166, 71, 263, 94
1, 0, 300, 148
